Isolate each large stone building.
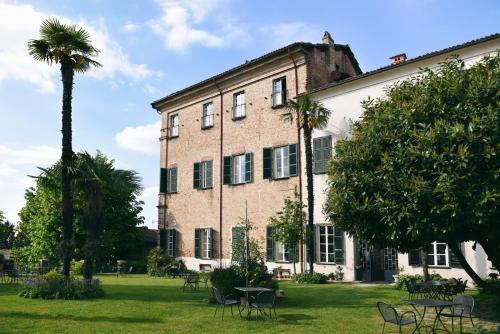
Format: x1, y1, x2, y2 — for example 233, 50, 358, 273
151, 32, 360, 271
151, 32, 499, 282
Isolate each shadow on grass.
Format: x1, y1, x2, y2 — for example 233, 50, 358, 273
0, 311, 162, 324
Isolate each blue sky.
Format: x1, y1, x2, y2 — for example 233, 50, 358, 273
0, 0, 498, 228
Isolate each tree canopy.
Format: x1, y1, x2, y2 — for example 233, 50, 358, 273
0, 211, 15, 249
325, 53, 500, 271
14, 151, 145, 268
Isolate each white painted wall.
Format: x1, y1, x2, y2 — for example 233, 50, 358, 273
308, 38, 500, 282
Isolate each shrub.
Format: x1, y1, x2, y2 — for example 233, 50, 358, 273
70, 260, 84, 276
293, 272, 328, 284
19, 270, 104, 300
395, 273, 446, 290
209, 266, 245, 297
146, 247, 178, 277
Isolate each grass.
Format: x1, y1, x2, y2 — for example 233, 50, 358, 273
0, 275, 498, 333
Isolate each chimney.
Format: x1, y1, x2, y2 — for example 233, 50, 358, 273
322, 31, 334, 46
390, 53, 407, 65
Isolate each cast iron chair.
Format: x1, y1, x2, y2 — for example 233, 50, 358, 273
377, 301, 419, 334
212, 287, 241, 320
440, 295, 474, 334
247, 291, 277, 320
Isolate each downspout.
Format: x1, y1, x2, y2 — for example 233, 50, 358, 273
288, 47, 304, 273
214, 80, 224, 266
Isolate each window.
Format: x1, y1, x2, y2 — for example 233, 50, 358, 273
193, 160, 213, 189
160, 167, 177, 194
317, 225, 345, 264
274, 146, 290, 178
272, 77, 287, 107
169, 114, 179, 138
428, 242, 448, 266
160, 229, 177, 257
232, 91, 245, 119
202, 102, 214, 129
195, 228, 213, 259
263, 144, 297, 180
313, 136, 332, 174
266, 225, 296, 262
223, 153, 253, 185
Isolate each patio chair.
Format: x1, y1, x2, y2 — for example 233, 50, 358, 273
247, 291, 277, 320
182, 274, 199, 291
440, 295, 474, 334
403, 280, 422, 300
212, 287, 241, 320
376, 301, 419, 334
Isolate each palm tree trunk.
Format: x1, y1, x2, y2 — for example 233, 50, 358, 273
60, 57, 75, 278
83, 224, 96, 281
303, 126, 314, 274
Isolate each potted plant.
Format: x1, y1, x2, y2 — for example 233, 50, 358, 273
335, 266, 344, 282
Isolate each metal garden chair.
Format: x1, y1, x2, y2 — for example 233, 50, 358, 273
440, 295, 475, 334
247, 290, 277, 320
182, 274, 200, 291
212, 287, 241, 320
377, 301, 419, 334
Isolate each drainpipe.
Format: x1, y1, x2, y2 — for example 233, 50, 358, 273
288, 47, 304, 273
214, 80, 224, 266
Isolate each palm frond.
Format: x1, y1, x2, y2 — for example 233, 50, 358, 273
27, 39, 55, 64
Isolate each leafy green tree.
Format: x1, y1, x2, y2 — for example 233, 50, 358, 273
14, 152, 144, 271
0, 211, 15, 249
283, 93, 331, 273
325, 54, 500, 286
28, 18, 101, 277
75, 151, 142, 280
268, 188, 306, 274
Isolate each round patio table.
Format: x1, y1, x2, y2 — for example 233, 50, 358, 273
417, 281, 448, 299
234, 287, 273, 318
404, 298, 460, 333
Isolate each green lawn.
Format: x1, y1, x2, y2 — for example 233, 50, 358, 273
0, 275, 498, 333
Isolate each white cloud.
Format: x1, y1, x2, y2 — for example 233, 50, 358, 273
261, 22, 321, 47
0, 1, 161, 92
115, 120, 161, 155
0, 144, 60, 223
150, 0, 249, 52
123, 21, 141, 32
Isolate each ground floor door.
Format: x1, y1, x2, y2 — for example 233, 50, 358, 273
355, 242, 398, 282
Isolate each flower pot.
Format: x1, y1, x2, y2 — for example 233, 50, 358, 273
240, 297, 247, 305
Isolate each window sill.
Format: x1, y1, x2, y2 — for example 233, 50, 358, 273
201, 125, 214, 130
271, 104, 286, 109
199, 187, 213, 190
232, 115, 246, 121
428, 266, 451, 269
168, 135, 179, 140
313, 171, 327, 175
228, 181, 250, 187
166, 192, 177, 195
316, 262, 341, 265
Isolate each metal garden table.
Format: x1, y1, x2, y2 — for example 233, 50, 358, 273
404, 299, 461, 333
234, 287, 273, 318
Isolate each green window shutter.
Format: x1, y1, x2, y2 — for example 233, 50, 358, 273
293, 244, 299, 263
289, 143, 297, 176
449, 243, 463, 268
313, 137, 323, 173
167, 168, 178, 193
281, 78, 287, 103
170, 229, 177, 257
263, 148, 273, 179
408, 249, 422, 266
159, 229, 167, 251
245, 153, 253, 183
194, 229, 201, 258
223, 156, 232, 185
232, 227, 245, 260
207, 229, 213, 259
334, 227, 345, 264
205, 161, 213, 188
324, 136, 332, 162
160, 168, 168, 193
266, 225, 275, 261
193, 162, 201, 189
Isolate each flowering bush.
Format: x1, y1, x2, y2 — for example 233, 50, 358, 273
19, 270, 104, 300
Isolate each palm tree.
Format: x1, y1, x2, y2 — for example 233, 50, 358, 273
28, 18, 101, 278
283, 93, 331, 274
75, 151, 142, 281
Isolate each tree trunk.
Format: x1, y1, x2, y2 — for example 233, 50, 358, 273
303, 126, 314, 274
479, 238, 500, 272
60, 58, 75, 278
420, 248, 430, 281
449, 243, 485, 288
83, 224, 96, 281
